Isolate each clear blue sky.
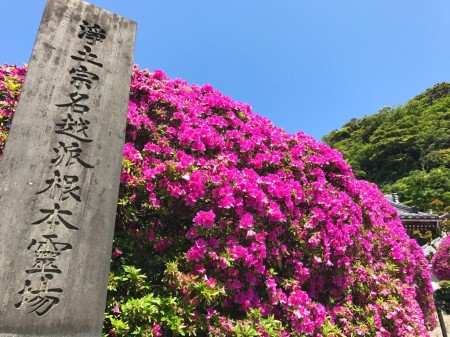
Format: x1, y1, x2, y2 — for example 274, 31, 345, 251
2, 0, 450, 141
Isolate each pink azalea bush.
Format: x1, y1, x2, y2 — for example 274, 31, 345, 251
0, 65, 26, 161
0, 64, 437, 336
431, 235, 450, 281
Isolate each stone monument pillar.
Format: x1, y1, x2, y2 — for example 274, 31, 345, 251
0, 0, 136, 336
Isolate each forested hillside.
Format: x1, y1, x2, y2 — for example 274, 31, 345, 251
323, 83, 450, 213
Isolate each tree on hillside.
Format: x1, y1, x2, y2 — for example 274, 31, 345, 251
323, 83, 450, 213
384, 168, 450, 211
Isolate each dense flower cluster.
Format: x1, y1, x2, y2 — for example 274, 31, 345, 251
431, 235, 450, 281
0, 64, 26, 160
0, 64, 437, 336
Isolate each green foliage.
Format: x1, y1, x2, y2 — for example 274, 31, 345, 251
435, 281, 450, 313
323, 83, 450, 212
408, 229, 433, 246
383, 168, 450, 211
105, 263, 290, 337
421, 148, 450, 170
105, 264, 201, 337
229, 309, 284, 337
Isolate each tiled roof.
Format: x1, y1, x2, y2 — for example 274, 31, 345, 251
382, 194, 448, 256
422, 237, 444, 257
385, 194, 442, 220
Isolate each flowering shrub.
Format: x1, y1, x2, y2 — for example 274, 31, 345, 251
0, 65, 26, 160
0, 64, 437, 336
431, 235, 450, 281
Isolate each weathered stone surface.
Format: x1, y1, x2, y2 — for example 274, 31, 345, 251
0, 0, 136, 335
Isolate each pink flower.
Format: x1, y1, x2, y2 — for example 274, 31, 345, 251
206, 307, 218, 319
186, 238, 207, 262
193, 210, 216, 229
112, 248, 122, 258
152, 324, 162, 337
432, 235, 450, 280
147, 230, 155, 242
154, 238, 170, 251
239, 213, 254, 229
120, 171, 131, 184
122, 142, 142, 163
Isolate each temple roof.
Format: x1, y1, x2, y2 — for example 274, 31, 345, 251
385, 193, 443, 220
422, 236, 444, 257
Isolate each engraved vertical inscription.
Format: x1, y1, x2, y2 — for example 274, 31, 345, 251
15, 18, 107, 316
78, 20, 107, 45
37, 170, 82, 202
15, 235, 72, 316
16, 275, 63, 317
0, 0, 136, 335
25, 235, 73, 274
